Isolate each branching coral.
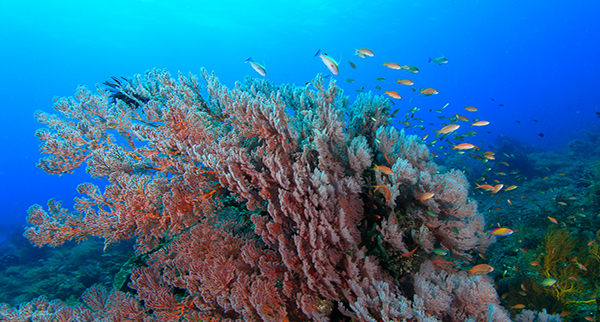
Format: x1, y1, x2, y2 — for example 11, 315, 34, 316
18, 69, 505, 321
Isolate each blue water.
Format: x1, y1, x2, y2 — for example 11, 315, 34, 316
0, 0, 598, 230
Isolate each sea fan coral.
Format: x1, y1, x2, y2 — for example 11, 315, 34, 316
20, 69, 502, 321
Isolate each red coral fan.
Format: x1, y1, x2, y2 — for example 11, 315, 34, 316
17, 69, 503, 321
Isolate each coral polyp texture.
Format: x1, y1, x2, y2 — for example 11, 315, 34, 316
16, 69, 507, 321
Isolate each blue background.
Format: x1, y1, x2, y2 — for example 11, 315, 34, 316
0, 0, 599, 232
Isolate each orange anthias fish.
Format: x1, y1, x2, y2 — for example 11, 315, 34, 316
383, 62, 402, 69
374, 185, 391, 202
468, 264, 494, 276
373, 164, 394, 175
401, 246, 418, 257
420, 88, 439, 96
472, 121, 490, 127
489, 227, 514, 237
355, 48, 374, 58
396, 78, 414, 85
314, 49, 339, 75
464, 106, 478, 112
491, 184, 504, 194
245, 57, 267, 76
418, 192, 435, 202
436, 124, 460, 135
453, 143, 476, 150
505, 185, 518, 191
476, 183, 495, 191
384, 90, 402, 99
456, 114, 470, 122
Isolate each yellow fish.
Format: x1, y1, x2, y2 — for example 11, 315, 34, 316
541, 278, 557, 287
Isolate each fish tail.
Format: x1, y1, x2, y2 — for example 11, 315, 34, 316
314, 49, 321, 57
245, 57, 252, 63
428, 57, 432, 63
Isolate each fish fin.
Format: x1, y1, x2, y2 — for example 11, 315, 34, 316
314, 49, 321, 57
245, 57, 252, 63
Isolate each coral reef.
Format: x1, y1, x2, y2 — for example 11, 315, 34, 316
8, 69, 506, 320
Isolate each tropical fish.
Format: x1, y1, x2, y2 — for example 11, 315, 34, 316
464, 106, 478, 112
468, 264, 494, 276
429, 55, 449, 65
425, 210, 437, 217
245, 57, 267, 76
511, 304, 526, 309
376, 78, 386, 81
373, 164, 394, 175
436, 124, 460, 135
548, 216, 558, 224
475, 184, 493, 192
541, 278, 557, 287
406, 66, 420, 73
383, 62, 402, 69
396, 78, 414, 85
314, 49, 339, 75
505, 185, 517, 191
491, 184, 504, 194
420, 88, 439, 96
575, 261, 588, 271
418, 192, 435, 202
472, 121, 490, 127
489, 227, 514, 237
456, 114, 470, 122
345, 78, 355, 83
348, 61, 357, 69
401, 246, 418, 257
355, 48, 374, 58
432, 248, 448, 256
384, 91, 402, 99
374, 185, 391, 202
453, 143, 476, 150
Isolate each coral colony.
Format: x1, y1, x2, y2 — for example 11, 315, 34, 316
2, 70, 562, 321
